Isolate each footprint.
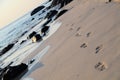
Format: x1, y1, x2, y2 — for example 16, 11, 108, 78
95, 62, 102, 69
95, 45, 103, 54
69, 27, 74, 31
95, 62, 108, 71
71, 24, 74, 26
80, 43, 87, 48
76, 32, 81, 37
92, 8, 95, 10
86, 32, 91, 37
76, 27, 81, 31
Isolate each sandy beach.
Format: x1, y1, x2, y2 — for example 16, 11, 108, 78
0, 0, 120, 80
19, 0, 120, 80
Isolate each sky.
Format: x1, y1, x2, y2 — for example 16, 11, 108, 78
0, 0, 45, 29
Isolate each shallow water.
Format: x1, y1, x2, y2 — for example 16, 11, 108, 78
0, 1, 51, 50
0, 0, 62, 69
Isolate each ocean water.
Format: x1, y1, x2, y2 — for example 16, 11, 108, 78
0, 1, 63, 79
0, 0, 50, 50
0, 0, 62, 69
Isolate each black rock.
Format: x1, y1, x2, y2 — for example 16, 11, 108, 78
31, 6, 45, 16
43, 19, 52, 26
0, 44, 14, 56
51, 0, 73, 8
31, 18, 35, 21
45, 10, 58, 19
1, 63, 28, 80
33, 34, 43, 42
21, 31, 28, 37
20, 40, 27, 45
41, 26, 50, 36
28, 31, 37, 39
55, 9, 68, 20
29, 59, 35, 64
106, 0, 112, 3
46, 6, 51, 10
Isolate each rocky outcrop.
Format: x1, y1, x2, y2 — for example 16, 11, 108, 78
2, 63, 28, 80
32, 34, 42, 43
55, 9, 68, 20
45, 10, 58, 19
31, 6, 45, 16
51, 0, 73, 8
27, 31, 37, 39
41, 26, 50, 36
0, 44, 15, 56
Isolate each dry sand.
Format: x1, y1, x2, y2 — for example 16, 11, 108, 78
24, 0, 120, 80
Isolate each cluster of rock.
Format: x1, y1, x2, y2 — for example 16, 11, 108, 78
27, 25, 50, 43
50, 0, 73, 8
0, 0, 74, 80
0, 63, 28, 80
